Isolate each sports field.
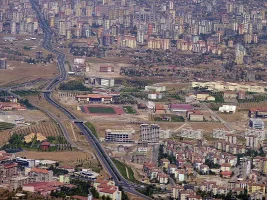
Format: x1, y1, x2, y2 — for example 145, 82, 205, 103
81, 105, 124, 115
88, 106, 116, 114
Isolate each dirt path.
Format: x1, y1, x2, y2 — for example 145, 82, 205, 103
125, 166, 130, 179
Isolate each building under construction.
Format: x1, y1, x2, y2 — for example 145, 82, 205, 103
213, 129, 235, 139
179, 127, 203, 139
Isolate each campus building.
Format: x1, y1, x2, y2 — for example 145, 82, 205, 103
76, 94, 113, 103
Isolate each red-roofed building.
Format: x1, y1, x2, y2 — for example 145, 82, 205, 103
28, 168, 53, 182
169, 104, 193, 112
154, 104, 165, 114
0, 162, 18, 182
93, 179, 121, 200
40, 141, 51, 151
221, 171, 232, 178
22, 181, 70, 196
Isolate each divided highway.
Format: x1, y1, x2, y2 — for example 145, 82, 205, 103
30, 0, 151, 199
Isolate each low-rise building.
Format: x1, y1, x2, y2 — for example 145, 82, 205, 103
219, 105, 236, 113
148, 93, 163, 100
145, 85, 166, 92
249, 118, 264, 129
93, 179, 121, 200
169, 104, 193, 112
187, 110, 204, 121
76, 94, 113, 103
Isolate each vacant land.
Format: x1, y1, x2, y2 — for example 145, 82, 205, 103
0, 130, 11, 146
123, 106, 136, 114
16, 151, 88, 165
88, 106, 116, 114
0, 61, 57, 87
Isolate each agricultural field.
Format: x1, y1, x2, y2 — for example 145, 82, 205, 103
88, 106, 115, 114
0, 122, 15, 131
12, 121, 62, 137
123, 106, 136, 114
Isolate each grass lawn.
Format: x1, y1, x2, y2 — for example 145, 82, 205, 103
123, 106, 136, 114
12, 90, 40, 97
84, 122, 98, 138
0, 122, 15, 131
88, 106, 115, 114
112, 158, 140, 183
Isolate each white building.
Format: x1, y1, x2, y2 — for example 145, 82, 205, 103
84, 76, 115, 87
145, 85, 166, 92
219, 105, 236, 113
148, 93, 163, 100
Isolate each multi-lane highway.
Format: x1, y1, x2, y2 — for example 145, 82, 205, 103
30, 0, 150, 199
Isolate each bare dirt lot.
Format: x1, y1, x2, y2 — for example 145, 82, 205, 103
0, 130, 11, 146
16, 151, 88, 165
0, 61, 57, 86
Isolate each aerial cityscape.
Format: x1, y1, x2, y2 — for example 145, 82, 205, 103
0, 0, 267, 199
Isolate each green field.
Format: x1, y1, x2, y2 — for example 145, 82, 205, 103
0, 122, 15, 131
112, 158, 139, 183
13, 90, 40, 96
123, 106, 136, 114
84, 122, 98, 138
88, 107, 115, 114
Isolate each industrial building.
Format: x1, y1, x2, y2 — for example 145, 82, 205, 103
140, 124, 160, 143
76, 94, 113, 103
169, 104, 193, 112
84, 76, 115, 87
105, 129, 135, 143
249, 118, 264, 130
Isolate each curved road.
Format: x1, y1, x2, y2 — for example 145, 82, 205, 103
30, 0, 150, 199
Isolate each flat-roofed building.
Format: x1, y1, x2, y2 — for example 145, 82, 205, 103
84, 76, 115, 87
105, 129, 135, 143
249, 118, 264, 130
145, 85, 166, 92
76, 94, 113, 103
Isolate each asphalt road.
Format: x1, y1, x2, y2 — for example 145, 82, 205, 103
29, 0, 151, 199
